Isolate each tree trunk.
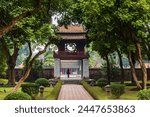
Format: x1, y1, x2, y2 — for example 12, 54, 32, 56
105, 55, 111, 84
117, 49, 124, 84
7, 57, 17, 85
6, 51, 19, 85
12, 66, 32, 92
0, 38, 19, 85
135, 42, 147, 89
131, 52, 136, 84
131, 31, 147, 89
7, 66, 16, 85
128, 52, 142, 89
12, 41, 51, 92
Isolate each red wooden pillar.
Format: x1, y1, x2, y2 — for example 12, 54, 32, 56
70, 68, 72, 75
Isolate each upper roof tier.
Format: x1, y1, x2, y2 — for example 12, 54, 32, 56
57, 25, 86, 40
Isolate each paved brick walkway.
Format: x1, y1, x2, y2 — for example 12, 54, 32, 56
58, 84, 94, 100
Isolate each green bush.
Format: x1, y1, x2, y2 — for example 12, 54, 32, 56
21, 83, 39, 99
0, 78, 8, 85
138, 89, 150, 100
81, 80, 100, 100
35, 78, 49, 87
97, 78, 108, 88
50, 80, 62, 100
110, 84, 125, 98
4, 92, 31, 100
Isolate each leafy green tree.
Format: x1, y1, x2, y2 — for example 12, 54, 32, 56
0, 0, 73, 86
43, 49, 54, 67
0, 44, 7, 75
88, 44, 102, 68
12, 23, 57, 92
60, 0, 150, 89
16, 44, 29, 67
30, 59, 43, 79
0, 0, 73, 38
12, 0, 73, 91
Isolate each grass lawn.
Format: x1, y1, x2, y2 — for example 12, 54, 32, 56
36, 86, 54, 100
120, 86, 139, 100
87, 86, 139, 100
120, 91, 138, 100
82, 81, 140, 100
0, 79, 62, 100
0, 87, 54, 100
0, 78, 56, 100
0, 87, 14, 100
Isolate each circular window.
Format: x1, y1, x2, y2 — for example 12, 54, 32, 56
65, 43, 77, 53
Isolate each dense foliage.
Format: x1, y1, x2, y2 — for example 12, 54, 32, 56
138, 89, 150, 100
101, 59, 121, 82
96, 78, 108, 88
35, 78, 49, 87
30, 59, 44, 80
110, 84, 125, 98
0, 0, 74, 91
21, 83, 39, 99
60, 0, 150, 89
4, 92, 31, 100
0, 44, 7, 75
0, 78, 8, 85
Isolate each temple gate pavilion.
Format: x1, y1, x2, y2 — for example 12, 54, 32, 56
53, 25, 89, 79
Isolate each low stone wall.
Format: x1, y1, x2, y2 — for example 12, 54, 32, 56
1, 68, 150, 82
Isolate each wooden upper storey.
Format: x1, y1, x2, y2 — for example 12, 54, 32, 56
54, 25, 89, 60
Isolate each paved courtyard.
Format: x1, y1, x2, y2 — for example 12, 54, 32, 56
58, 84, 94, 100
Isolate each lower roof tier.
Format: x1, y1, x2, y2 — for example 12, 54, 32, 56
53, 51, 89, 60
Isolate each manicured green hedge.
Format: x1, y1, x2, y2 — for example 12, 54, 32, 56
110, 84, 125, 98
138, 89, 150, 100
4, 92, 32, 100
97, 78, 108, 88
50, 80, 62, 100
21, 83, 39, 99
0, 78, 8, 85
81, 80, 100, 100
35, 78, 49, 87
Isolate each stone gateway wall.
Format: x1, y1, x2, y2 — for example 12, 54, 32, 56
1, 68, 150, 82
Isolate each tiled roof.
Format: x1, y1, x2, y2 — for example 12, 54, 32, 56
57, 25, 85, 33
57, 25, 86, 40
59, 34, 86, 40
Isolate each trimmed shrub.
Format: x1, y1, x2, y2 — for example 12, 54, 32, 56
21, 83, 39, 99
97, 78, 108, 88
0, 78, 8, 85
110, 84, 125, 98
81, 80, 100, 100
35, 78, 49, 87
138, 89, 150, 100
50, 80, 62, 100
4, 92, 31, 100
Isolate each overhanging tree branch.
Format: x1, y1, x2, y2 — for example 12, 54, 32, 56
30, 41, 51, 66
12, 41, 51, 92
25, 42, 33, 66
0, 0, 42, 39
0, 8, 41, 39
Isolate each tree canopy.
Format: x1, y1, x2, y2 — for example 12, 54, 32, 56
60, 0, 150, 89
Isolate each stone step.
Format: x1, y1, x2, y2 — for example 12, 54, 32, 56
62, 79, 82, 84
